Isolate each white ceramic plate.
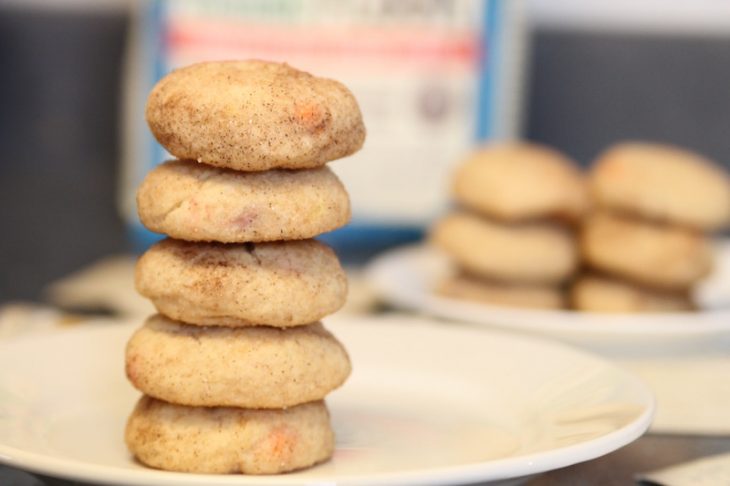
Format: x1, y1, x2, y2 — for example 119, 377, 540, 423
0, 315, 653, 486
365, 243, 730, 349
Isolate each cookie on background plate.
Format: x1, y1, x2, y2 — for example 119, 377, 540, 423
126, 396, 334, 474
137, 160, 350, 243
591, 142, 730, 230
146, 60, 366, 171
581, 211, 713, 290
135, 238, 347, 327
571, 273, 694, 313
126, 315, 351, 408
437, 273, 566, 310
452, 142, 589, 223
431, 212, 578, 284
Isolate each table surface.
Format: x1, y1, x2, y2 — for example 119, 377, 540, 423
529, 434, 730, 485
2, 434, 729, 486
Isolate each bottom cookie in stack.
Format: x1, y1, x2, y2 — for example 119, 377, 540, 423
126, 397, 334, 474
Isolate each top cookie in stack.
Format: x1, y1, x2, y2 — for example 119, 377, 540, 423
125, 60, 365, 475
431, 142, 588, 310
146, 60, 365, 173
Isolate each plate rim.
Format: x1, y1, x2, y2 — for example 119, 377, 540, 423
365, 244, 730, 338
0, 317, 655, 486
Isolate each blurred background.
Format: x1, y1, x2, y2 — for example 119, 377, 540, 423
2, 0, 730, 304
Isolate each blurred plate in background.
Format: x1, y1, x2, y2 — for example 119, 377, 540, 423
366, 242, 730, 351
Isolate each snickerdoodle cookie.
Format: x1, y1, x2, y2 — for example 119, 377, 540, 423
452, 142, 588, 222
137, 160, 350, 242
591, 142, 730, 230
125, 396, 334, 474
135, 238, 347, 327
126, 315, 350, 408
581, 211, 713, 289
431, 212, 578, 284
146, 60, 365, 171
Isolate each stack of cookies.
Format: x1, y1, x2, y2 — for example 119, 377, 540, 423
431, 142, 588, 309
123, 61, 365, 474
573, 142, 730, 313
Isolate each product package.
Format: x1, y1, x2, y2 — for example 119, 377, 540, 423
121, 0, 526, 258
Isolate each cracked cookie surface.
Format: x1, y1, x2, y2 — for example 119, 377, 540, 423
145, 60, 366, 171
135, 238, 348, 327
126, 315, 351, 408
126, 396, 334, 474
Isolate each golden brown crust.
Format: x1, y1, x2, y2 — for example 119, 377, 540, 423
146, 61, 365, 171
136, 160, 350, 243
452, 142, 589, 223
580, 211, 713, 289
125, 397, 334, 474
135, 238, 348, 327
125, 316, 351, 408
591, 142, 730, 230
